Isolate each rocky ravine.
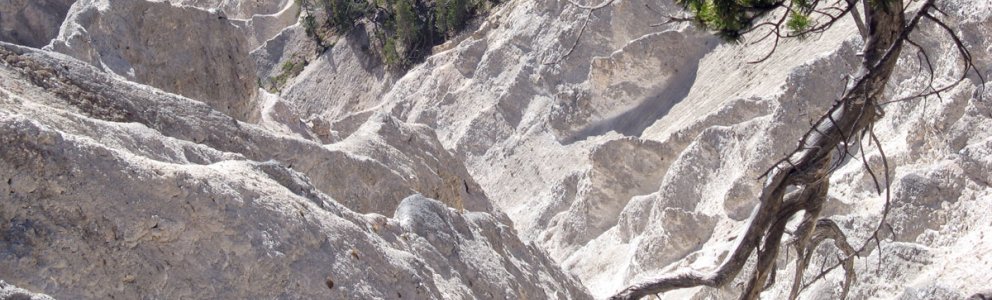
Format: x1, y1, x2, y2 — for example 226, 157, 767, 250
2, 0, 991, 299
0, 42, 589, 299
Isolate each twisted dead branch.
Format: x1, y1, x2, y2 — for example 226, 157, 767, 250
609, 0, 985, 299
544, 9, 592, 65
543, 0, 615, 65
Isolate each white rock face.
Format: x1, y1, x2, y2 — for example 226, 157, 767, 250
170, 0, 289, 19
0, 281, 55, 300
46, 0, 259, 121
274, 0, 989, 298
1, 0, 991, 298
277, 24, 397, 129
0, 43, 589, 299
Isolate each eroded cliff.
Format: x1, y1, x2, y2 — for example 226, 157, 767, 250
1, 0, 990, 298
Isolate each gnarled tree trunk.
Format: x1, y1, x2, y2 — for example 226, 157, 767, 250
610, 0, 916, 298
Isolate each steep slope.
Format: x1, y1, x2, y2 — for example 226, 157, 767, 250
172, 0, 290, 19
0, 0, 74, 48
0, 42, 590, 299
272, 0, 991, 298
0, 0, 990, 298
45, 0, 259, 121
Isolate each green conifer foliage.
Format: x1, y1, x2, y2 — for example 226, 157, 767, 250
300, 0, 495, 70
394, 0, 421, 44
436, 0, 469, 35
325, 0, 367, 32
674, 0, 801, 40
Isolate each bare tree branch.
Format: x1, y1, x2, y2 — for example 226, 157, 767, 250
847, 0, 869, 38
544, 10, 592, 65
609, 0, 960, 299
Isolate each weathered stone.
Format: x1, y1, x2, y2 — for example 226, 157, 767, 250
47, 0, 258, 121
0, 42, 589, 299
0, 0, 75, 48
2, 0, 991, 298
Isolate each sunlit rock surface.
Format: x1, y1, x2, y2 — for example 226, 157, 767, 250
1, 0, 990, 298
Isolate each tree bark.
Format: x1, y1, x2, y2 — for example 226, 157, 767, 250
609, 0, 911, 298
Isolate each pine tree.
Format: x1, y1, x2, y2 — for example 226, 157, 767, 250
325, 0, 367, 32
394, 0, 421, 44
436, 0, 468, 35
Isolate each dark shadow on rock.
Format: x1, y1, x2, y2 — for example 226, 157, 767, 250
560, 60, 702, 145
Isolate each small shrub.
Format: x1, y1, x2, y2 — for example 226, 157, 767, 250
435, 0, 468, 35
383, 37, 403, 68
299, 0, 498, 70
267, 58, 308, 92
323, 0, 368, 32
393, 0, 421, 44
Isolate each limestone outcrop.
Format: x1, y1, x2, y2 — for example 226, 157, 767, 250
0, 42, 589, 299
0, 281, 54, 300
319, 0, 990, 297
170, 0, 289, 19
1, 0, 990, 298
46, 0, 259, 121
